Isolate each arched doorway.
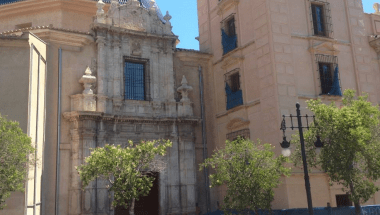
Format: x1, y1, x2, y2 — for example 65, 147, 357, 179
115, 172, 160, 215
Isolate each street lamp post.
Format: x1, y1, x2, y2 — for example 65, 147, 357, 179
280, 103, 323, 215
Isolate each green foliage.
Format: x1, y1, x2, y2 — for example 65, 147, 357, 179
292, 89, 380, 204
76, 139, 172, 209
200, 138, 290, 214
0, 114, 34, 209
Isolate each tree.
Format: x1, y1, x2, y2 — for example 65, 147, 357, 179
0, 114, 34, 209
200, 138, 290, 215
292, 89, 380, 215
76, 139, 172, 215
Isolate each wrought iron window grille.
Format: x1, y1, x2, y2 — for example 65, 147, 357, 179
315, 54, 342, 96
309, 0, 333, 38
124, 56, 151, 101
225, 69, 243, 110
221, 15, 238, 55
226, 128, 250, 141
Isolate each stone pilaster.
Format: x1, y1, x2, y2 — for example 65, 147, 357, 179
69, 125, 81, 215
178, 124, 197, 214
113, 35, 122, 99
96, 120, 111, 215
82, 130, 97, 215
96, 36, 107, 112
167, 122, 182, 214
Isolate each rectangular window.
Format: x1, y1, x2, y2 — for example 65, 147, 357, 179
227, 17, 236, 37
221, 15, 238, 55
318, 63, 332, 95
316, 54, 342, 96
225, 69, 243, 110
226, 129, 250, 141
310, 1, 332, 38
312, 4, 325, 36
124, 61, 146, 101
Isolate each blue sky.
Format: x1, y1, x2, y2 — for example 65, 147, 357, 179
156, 0, 378, 51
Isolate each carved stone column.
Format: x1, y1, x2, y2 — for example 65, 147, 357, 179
96, 36, 107, 112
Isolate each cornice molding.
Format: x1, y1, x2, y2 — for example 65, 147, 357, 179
63, 111, 201, 125
33, 29, 94, 47
226, 117, 250, 130
175, 49, 212, 62
308, 41, 340, 56
214, 0, 240, 16
0, 36, 29, 47
92, 23, 178, 41
0, 0, 106, 19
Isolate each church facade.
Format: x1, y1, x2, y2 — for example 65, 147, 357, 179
0, 0, 211, 214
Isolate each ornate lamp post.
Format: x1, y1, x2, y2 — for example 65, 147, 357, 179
280, 103, 323, 215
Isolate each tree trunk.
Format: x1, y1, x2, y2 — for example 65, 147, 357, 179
129, 198, 135, 215
349, 182, 361, 215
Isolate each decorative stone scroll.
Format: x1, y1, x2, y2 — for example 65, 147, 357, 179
71, 67, 97, 111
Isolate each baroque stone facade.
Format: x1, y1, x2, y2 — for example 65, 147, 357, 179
0, 0, 211, 215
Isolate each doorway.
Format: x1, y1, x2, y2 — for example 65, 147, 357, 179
115, 172, 160, 215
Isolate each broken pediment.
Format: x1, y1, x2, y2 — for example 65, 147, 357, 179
226, 117, 250, 130
94, 0, 173, 35
308, 41, 339, 55
108, 0, 148, 32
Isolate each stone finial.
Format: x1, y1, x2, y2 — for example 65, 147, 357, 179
374, 3, 380, 15
96, 0, 106, 24
177, 75, 193, 102
130, 0, 141, 7
164, 11, 172, 24
79, 67, 97, 94
149, 0, 157, 14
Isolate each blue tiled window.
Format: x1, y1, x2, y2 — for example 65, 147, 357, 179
124, 62, 145, 101
222, 17, 237, 55
225, 72, 243, 110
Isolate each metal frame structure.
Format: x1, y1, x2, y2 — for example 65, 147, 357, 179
280, 103, 323, 215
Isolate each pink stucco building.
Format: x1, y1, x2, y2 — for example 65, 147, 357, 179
198, 0, 380, 211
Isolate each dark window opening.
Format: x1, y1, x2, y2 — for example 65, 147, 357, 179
312, 4, 326, 36
227, 17, 236, 37
336, 194, 352, 207
319, 63, 333, 95
222, 16, 238, 54
225, 70, 243, 110
316, 54, 342, 96
124, 61, 146, 101
230, 73, 240, 92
